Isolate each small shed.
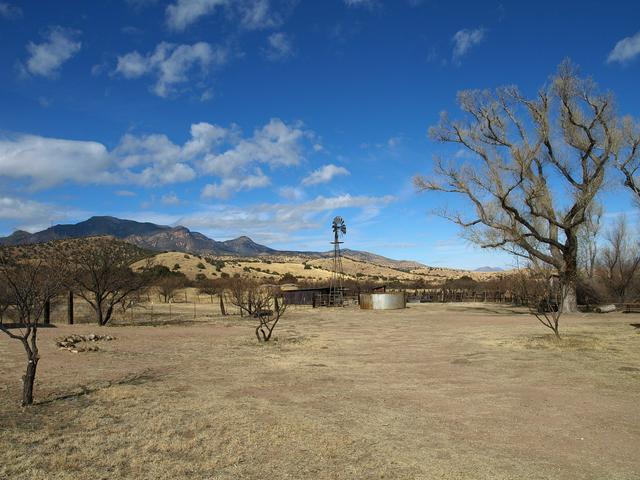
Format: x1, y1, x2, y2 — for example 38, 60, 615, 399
283, 287, 330, 306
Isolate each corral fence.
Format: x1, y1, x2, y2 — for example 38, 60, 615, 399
405, 288, 526, 305
0, 289, 235, 326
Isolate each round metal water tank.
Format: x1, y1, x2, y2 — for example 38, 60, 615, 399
359, 292, 406, 310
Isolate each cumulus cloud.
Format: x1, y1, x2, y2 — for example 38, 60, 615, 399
0, 2, 21, 19
200, 118, 306, 195
262, 32, 294, 61
238, 0, 282, 30
25, 26, 82, 77
0, 119, 310, 196
165, 0, 283, 31
302, 164, 350, 186
607, 31, 640, 64
452, 27, 486, 61
0, 134, 113, 188
166, 0, 226, 31
279, 186, 304, 201
0, 196, 59, 233
115, 41, 227, 97
0, 197, 52, 221
202, 169, 271, 199
161, 193, 181, 205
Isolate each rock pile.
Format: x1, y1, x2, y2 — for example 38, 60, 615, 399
56, 334, 115, 353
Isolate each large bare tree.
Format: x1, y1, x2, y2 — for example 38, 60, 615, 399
0, 254, 64, 405
66, 238, 149, 326
415, 62, 628, 312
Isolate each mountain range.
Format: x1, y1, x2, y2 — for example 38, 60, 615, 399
0, 216, 425, 270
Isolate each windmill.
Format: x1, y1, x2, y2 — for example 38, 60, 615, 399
329, 216, 346, 306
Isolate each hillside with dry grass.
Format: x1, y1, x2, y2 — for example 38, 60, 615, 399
132, 250, 509, 285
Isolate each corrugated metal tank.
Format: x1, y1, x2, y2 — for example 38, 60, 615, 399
359, 292, 406, 310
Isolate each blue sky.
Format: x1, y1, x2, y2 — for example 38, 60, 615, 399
1, 0, 640, 268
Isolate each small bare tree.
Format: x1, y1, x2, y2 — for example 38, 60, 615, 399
415, 61, 633, 312
198, 278, 227, 315
66, 238, 149, 326
157, 275, 186, 303
226, 277, 287, 342
515, 265, 566, 339
0, 254, 64, 405
595, 215, 640, 303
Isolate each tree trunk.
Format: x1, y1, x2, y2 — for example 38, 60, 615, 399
219, 295, 226, 316
22, 357, 38, 406
562, 280, 577, 313
67, 291, 74, 325
103, 305, 114, 326
560, 237, 579, 313
43, 300, 50, 325
95, 302, 103, 326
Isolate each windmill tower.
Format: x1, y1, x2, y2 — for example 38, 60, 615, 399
329, 216, 346, 306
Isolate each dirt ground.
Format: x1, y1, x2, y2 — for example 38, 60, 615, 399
1, 303, 639, 480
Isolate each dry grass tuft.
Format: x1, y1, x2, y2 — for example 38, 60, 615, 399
502, 333, 608, 351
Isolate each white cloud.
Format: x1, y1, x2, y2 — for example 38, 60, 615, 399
25, 26, 82, 77
279, 186, 304, 201
302, 164, 350, 186
200, 118, 306, 196
127, 162, 196, 186
0, 197, 52, 221
0, 196, 90, 233
115, 41, 227, 98
0, 134, 113, 188
0, 119, 309, 195
161, 193, 181, 205
115, 190, 137, 197
166, 0, 226, 31
183, 122, 228, 158
452, 27, 486, 61
165, 0, 282, 31
0, 2, 21, 19
263, 32, 294, 61
607, 31, 640, 64
238, 0, 282, 30
202, 169, 271, 199
176, 193, 395, 241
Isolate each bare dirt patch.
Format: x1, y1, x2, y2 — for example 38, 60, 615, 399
1, 303, 638, 479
